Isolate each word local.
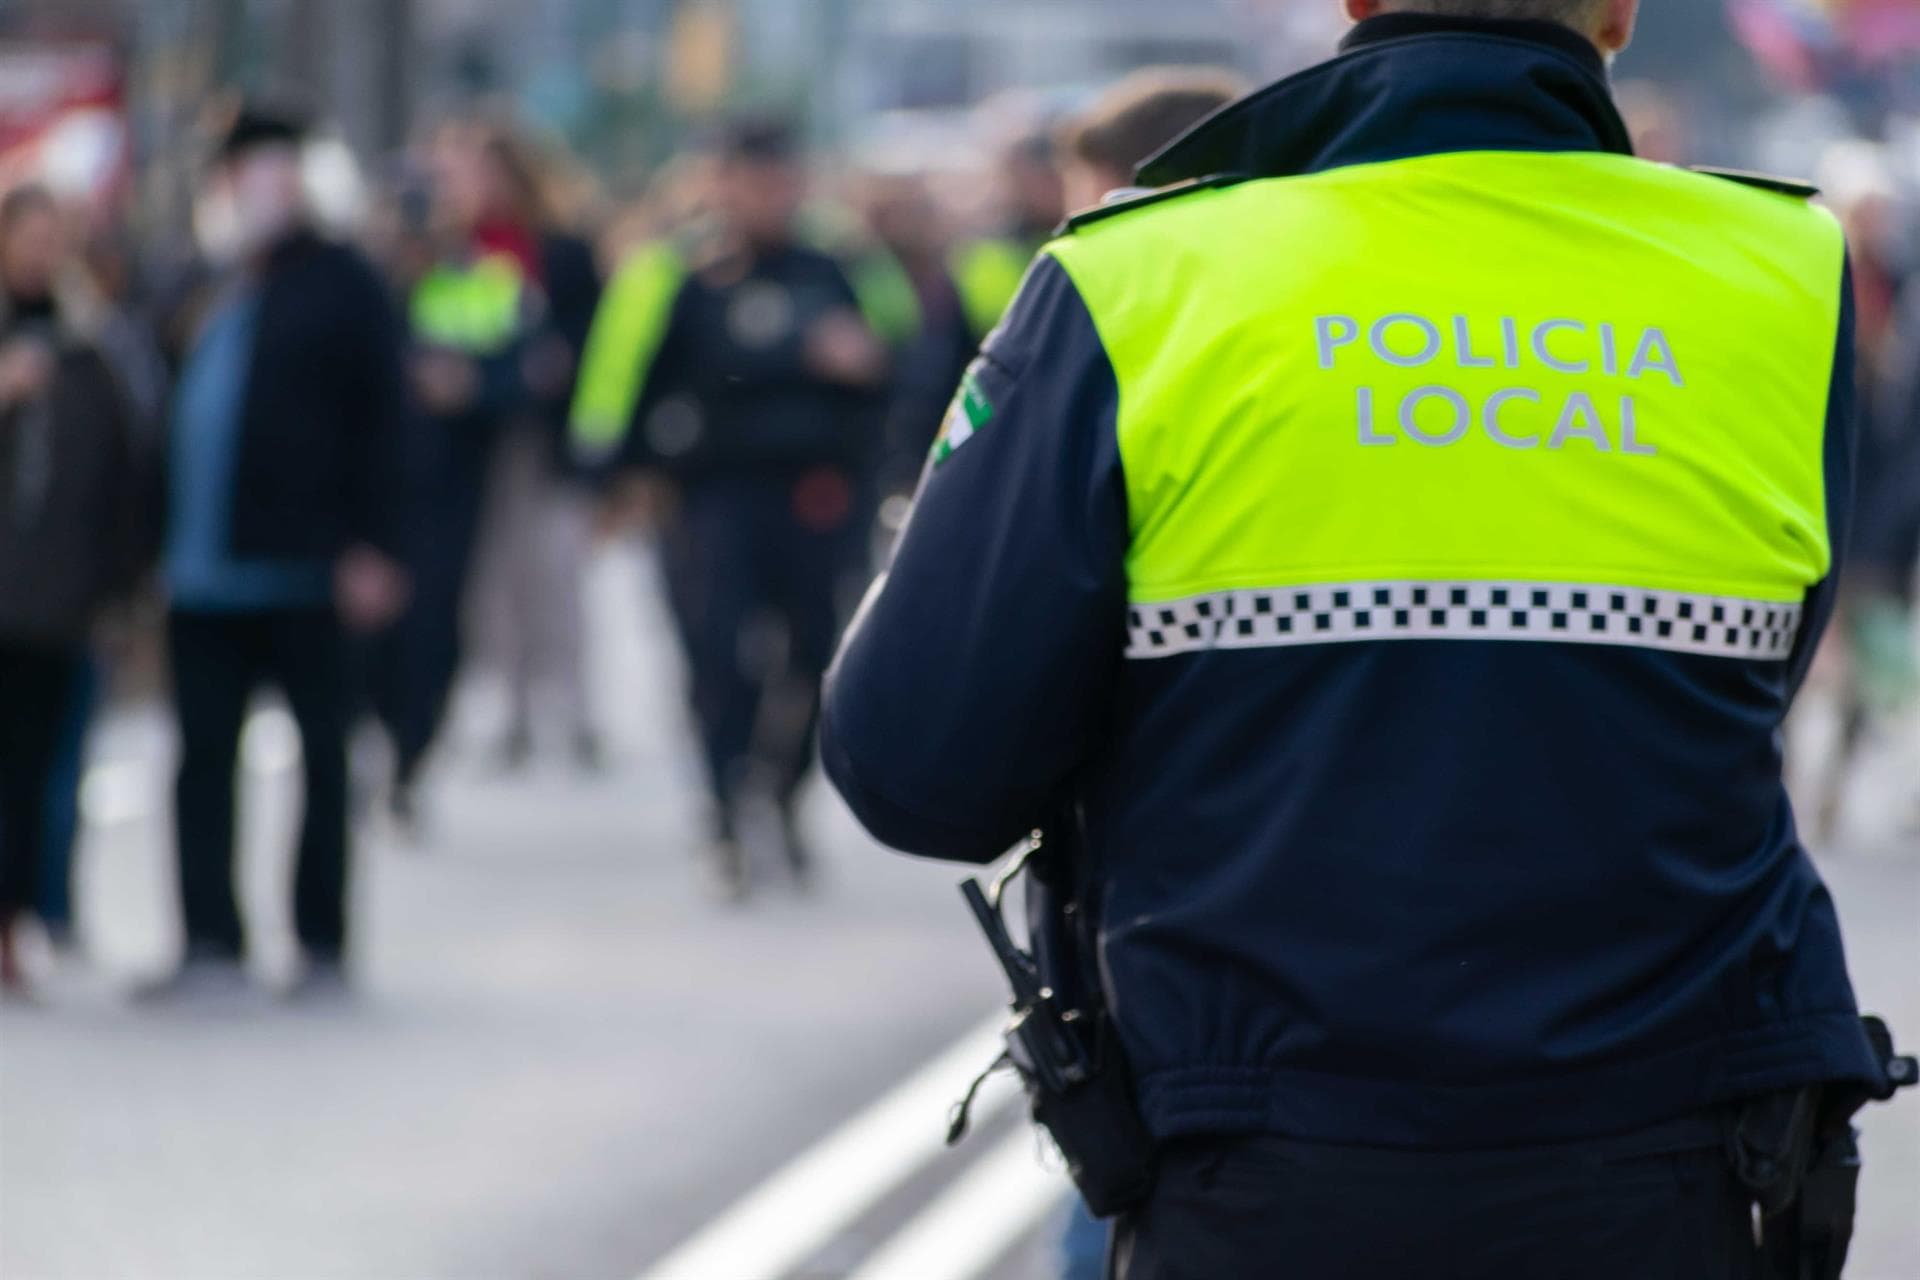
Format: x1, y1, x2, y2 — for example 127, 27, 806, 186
1315, 313, 1685, 455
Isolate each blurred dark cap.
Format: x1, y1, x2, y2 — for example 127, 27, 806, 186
716, 114, 801, 165
216, 104, 309, 162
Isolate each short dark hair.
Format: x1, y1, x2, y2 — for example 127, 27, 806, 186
1385, 0, 1606, 25
216, 102, 308, 162
1062, 67, 1250, 178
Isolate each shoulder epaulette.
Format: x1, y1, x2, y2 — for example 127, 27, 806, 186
1690, 166, 1820, 199
1062, 174, 1250, 234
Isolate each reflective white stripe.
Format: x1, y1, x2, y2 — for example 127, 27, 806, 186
1126, 581, 1802, 661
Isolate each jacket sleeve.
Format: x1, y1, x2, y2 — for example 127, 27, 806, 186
613, 279, 694, 474
337, 247, 410, 557
1785, 257, 1859, 701
542, 233, 603, 358
570, 243, 688, 468
94, 351, 154, 597
821, 253, 1129, 862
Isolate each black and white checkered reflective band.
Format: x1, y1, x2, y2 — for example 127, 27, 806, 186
1126, 582, 1803, 661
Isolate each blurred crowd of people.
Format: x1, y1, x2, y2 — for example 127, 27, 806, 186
0, 65, 1916, 1002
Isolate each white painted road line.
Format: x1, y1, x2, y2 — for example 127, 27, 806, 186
636, 1011, 1021, 1280
845, 1125, 1069, 1280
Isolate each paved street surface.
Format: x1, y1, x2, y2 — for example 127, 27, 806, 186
2, 543, 1915, 1280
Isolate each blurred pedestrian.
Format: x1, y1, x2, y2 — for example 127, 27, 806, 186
950, 131, 1065, 343
0, 184, 144, 994
1853, 256, 1920, 842
1057, 66, 1250, 213
35, 222, 171, 950
442, 121, 606, 772
856, 173, 975, 503
145, 107, 408, 1001
1803, 143, 1919, 841
366, 173, 537, 830
1851, 437, 1920, 839
600, 117, 887, 898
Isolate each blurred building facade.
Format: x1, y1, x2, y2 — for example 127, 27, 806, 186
0, 0, 1916, 226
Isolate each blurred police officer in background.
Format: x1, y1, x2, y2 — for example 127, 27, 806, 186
148, 107, 408, 1002
824, 0, 1913, 1275
607, 119, 886, 900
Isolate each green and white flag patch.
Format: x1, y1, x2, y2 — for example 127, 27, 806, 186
931, 365, 995, 466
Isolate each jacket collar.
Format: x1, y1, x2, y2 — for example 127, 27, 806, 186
256, 224, 324, 274
1136, 13, 1632, 188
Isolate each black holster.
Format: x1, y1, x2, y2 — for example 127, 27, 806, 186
1006, 992, 1156, 1217
953, 818, 1156, 1219
1730, 1016, 1916, 1280
1017, 861, 1155, 1218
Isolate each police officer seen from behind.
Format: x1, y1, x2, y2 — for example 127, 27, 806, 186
620, 119, 886, 901
824, 2, 1914, 1276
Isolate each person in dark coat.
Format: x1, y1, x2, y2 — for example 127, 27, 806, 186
32, 223, 172, 947
0, 184, 143, 995
145, 107, 409, 1001
364, 173, 536, 829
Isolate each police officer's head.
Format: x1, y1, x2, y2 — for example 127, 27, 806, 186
1342, 0, 1638, 57
714, 116, 806, 251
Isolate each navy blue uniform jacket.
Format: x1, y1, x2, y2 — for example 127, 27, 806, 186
823, 15, 1895, 1148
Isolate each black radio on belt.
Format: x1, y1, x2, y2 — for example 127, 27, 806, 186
949, 830, 1156, 1218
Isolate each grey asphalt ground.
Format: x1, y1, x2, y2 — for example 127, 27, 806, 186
2, 549, 1008, 1280
2, 545, 1915, 1280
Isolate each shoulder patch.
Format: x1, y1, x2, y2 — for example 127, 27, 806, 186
929, 359, 996, 467
1062, 174, 1249, 234
1689, 166, 1820, 199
